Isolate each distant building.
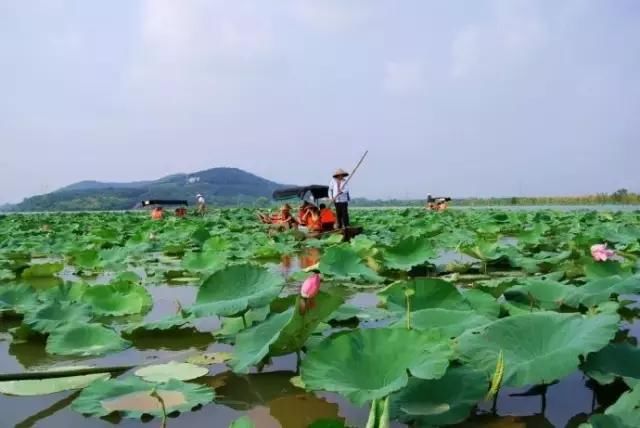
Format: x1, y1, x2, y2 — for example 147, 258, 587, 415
187, 176, 200, 184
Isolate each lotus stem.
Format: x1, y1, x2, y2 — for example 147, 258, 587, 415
241, 314, 248, 329
0, 365, 132, 382
365, 396, 390, 428
150, 388, 168, 428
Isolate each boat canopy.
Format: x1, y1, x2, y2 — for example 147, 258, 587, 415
141, 200, 188, 207
272, 185, 329, 201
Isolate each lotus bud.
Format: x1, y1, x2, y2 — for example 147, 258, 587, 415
591, 244, 615, 262
300, 273, 321, 299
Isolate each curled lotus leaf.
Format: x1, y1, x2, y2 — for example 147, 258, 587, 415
565, 276, 640, 308
83, 280, 153, 316
457, 312, 619, 387
189, 264, 284, 317
380, 278, 471, 312
318, 245, 382, 283
71, 376, 215, 419
0, 365, 110, 396
46, 323, 131, 357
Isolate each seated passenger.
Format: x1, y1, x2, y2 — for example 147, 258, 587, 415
151, 207, 164, 220
306, 206, 323, 232
298, 202, 312, 226
319, 203, 336, 231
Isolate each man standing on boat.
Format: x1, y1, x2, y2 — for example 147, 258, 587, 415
196, 193, 206, 216
329, 168, 350, 229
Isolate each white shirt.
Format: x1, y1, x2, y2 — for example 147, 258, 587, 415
329, 178, 350, 203
197, 196, 205, 204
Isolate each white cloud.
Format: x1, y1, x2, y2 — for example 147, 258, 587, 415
383, 60, 427, 96
127, 0, 275, 102
450, 0, 548, 79
291, 0, 366, 32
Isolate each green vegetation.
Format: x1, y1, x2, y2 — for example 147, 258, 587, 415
1, 208, 640, 426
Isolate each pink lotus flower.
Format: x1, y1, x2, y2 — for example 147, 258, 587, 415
591, 244, 615, 262
299, 273, 321, 315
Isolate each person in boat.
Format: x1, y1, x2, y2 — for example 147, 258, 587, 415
151, 206, 164, 220
298, 201, 313, 226
196, 193, 206, 216
319, 203, 336, 231
175, 207, 187, 217
259, 204, 297, 229
329, 168, 350, 229
305, 205, 324, 233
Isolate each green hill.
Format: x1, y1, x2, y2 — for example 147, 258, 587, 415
9, 167, 287, 212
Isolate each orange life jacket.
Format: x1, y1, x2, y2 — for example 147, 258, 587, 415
320, 208, 336, 225
307, 213, 323, 232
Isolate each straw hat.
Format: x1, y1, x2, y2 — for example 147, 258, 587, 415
333, 168, 349, 178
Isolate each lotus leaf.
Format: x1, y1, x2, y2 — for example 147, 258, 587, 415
0, 284, 38, 314
83, 281, 152, 316
0, 366, 110, 396
187, 352, 233, 366
565, 276, 640, 308
21, 262, 64, 278
393, 308, 493, 338
380, 278, 470, 312
71, 376, 215, 419
301, 328, 451, 405
46, 323, 131, 357
503, 279, 575, 310
461, 289, 501, 318
231, 291, 342, 373
23, 301, 92, 334
134, 361, 209, 383
190, 264, 284, 317
582, 343, 640, 384
390, 366, 487, 427
584, 260, 632, 279
382, 236, 435, 270
182, 250, 228, 272
458, 312, 619, 387
229, 416, 256, 428
601, 382, 640, 426
319, 245, 382, 283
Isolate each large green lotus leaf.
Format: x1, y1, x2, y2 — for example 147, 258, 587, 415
459, 240, 505, 262
584, 261, 632, 279
393, 308, 493, 338
216, 306, 270, 337
503, 279, 575, 310
39, 282, 87, 303
181, 250, 228, 273
462, 289, 501, 318
0, 268, 15, 281
190, 264, 284, 317
230, 292, 342, 373
601, 382, 640, 426
319, 245, 382, 283
382, 236, 436, 270
301, 328, 450, 406
0, 284, 38, 314
23, 301, 93, 334
0, 365, 110, 396
229, 310, 292, 373
83, 281, 152, 316
71, 376, 215, 419
21, 262, 64, 278
46, 323, 131, 357
71, 249, 101, 270
582, 343, 640, 384
380, 278, 471, 312
457, 312, 619, 387
134, 361, 209, 383
510, 251, 572, 274
565, 276, 640, 308
581, 414, 629, 428
390, 365, 487, 427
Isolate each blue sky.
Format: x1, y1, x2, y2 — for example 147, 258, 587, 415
1, 0, 639, 203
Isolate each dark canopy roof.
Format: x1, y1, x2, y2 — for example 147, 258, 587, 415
272, 185, 329, 201
141, 200, 188, 207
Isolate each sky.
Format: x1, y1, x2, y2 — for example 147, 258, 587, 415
1, 0, 639, 203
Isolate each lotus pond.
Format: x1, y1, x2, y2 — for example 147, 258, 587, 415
1, 208, 640, 428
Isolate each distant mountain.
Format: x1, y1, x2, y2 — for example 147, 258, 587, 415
10, 167, 287, 212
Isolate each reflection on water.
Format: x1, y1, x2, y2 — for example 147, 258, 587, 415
279, 248, 320, 278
